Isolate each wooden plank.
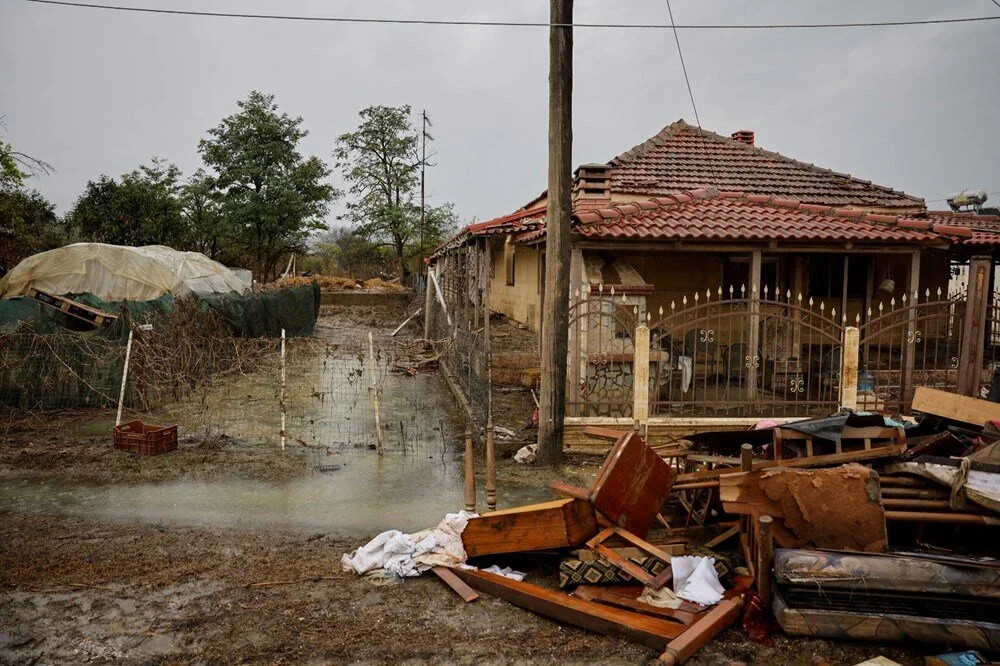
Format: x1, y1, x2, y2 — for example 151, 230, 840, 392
550, 481, 590, 500
572, 586, 695, 625
911, 386, 1000, 427
676, 443, 906, 484
582, 425, 629, 442
659, 597, 745, 665
461, 498, 598, 557
451, 568, 685, 648
431, 566, 479, 603
590, 432, 676, 537
702, 526, 739, 550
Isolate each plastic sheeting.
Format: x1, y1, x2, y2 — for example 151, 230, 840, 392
0, 243, 249, 302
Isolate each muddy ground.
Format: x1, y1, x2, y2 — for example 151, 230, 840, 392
0, 301, 926, 664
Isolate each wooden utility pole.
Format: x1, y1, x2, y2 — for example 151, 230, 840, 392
537, 0, 573, 464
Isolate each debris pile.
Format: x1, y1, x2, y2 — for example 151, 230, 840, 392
344, 385, 1000, 663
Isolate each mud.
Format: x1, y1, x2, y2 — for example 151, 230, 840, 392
0, 304, 927, 664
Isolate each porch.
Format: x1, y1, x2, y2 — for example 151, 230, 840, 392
566, 247, 998, 423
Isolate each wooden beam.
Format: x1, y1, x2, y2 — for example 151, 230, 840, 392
658, 597, 744, 665
958, 256, 991, 396
911, 386, 1000, 426
675, 442, 906, 484
431, 566, 479, 603
451, 568, 685, 648
573, 586, 695, 625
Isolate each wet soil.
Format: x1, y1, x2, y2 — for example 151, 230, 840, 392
0, 512, 924, 666
0, 304, 928, 664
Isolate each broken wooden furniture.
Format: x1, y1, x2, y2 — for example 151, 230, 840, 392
26, 287, 118, 327
772, 548, 1000, 651
719, 463, 888, 552
585, 526, 675, 590
461, 497, 598, 557
451, 568, 686, 648
773, 424, 905, 460
554, 431, 676, 537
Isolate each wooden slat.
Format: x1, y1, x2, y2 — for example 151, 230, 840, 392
572, 586, 695, 625
676, 443, 906, 484
911, 386, 1000, 427
431, 566, 479, 603
451, 568, 684, 648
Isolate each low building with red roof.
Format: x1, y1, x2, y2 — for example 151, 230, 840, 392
427, 121, 1000, 421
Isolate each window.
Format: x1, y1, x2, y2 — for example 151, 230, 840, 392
808, 256, 869, 300
504, 238, 516, 286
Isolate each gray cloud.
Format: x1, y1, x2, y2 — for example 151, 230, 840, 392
2, 0, 998, 224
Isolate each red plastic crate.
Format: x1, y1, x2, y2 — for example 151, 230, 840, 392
113, 420, 178, 455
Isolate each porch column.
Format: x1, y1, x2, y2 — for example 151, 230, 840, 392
900, 251, 921, 410
568, 248, 585, 412
957, 256, 991, 396
791, 257, 805, 353
748, 250, 762, 401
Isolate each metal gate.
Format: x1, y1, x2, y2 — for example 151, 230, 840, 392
646, 288, 843, 417
566, 291, 637, 417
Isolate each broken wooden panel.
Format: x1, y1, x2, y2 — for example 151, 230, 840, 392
451, 568, 685, 648
589, 432, 676, 537
572, 585, 696, 625
659, 597, 744, 666
461, 498, 598, 558
773, 590, 1000, 652
720, 463, 887, 552
774, 549, 1000, 599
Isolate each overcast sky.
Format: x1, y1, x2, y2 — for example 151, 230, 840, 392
2, 0, 999, 224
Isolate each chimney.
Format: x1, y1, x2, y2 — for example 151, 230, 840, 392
731, 130, 755, 147
573, 163, 612, 210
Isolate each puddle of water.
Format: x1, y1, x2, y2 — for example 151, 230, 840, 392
0, 463, 552, 535
4, 337, 552, 534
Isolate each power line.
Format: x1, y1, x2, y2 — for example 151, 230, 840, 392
23, 0, 1000, 30
664, 0, 700, 128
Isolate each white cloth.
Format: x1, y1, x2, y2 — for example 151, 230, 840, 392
341, 511, 475, 578
671, 555, 725, 606
679, 356, 693, 393
482, 565, 527, 581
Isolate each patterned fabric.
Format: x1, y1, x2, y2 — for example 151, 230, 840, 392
558, 548, 732, 589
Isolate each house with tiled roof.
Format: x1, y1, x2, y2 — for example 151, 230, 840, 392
427, 121, 1000, 424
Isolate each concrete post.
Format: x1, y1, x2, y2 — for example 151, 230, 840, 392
423, 263, 436, 339
632, 324, 650, 425
841, 326, 860, 411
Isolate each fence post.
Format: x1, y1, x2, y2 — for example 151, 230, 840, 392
632, 324, 650, 427
840, 326, 859, 411
747, 250, 762, 400
958, 256, 991, 396
899, 251, 921, 410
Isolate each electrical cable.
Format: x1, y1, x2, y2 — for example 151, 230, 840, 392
664, 0, 700, 128
22, 0, 1000, 31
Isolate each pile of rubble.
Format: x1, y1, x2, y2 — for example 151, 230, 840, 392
344, 385, 1000, 664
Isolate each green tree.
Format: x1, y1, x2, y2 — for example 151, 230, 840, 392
199, 91, 336, 279
0, 115, 53, 188
180, 168, 229, 260
335, 105, 456, 279
0, 185, 63, 273
66, 157, 186, 247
